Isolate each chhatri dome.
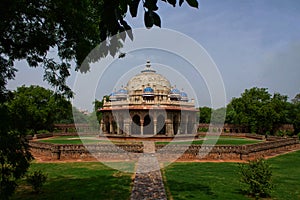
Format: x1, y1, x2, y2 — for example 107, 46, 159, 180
101, 61, 198, 137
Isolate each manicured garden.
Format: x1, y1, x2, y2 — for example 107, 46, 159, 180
12, 151, 300, 200
162, 150, 300, 200
156, 136, 262, 145
38, 136, 142, 145
12, 162, 134, 200
38, 136, 100, 144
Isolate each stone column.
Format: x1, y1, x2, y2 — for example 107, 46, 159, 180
140, 120, 144, 136
166, 119, 173, 137
100, 120, 105, 134
124, 119, 131, 136
109, 120, 113, 134
117, 121, 120, 135
153, 120, 157, 135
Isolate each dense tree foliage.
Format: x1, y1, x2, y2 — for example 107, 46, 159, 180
198, 106, 211, 123
94, 98, 105, 122
227, 87, 291, 134
0, 104, 32, 199
7, 85, 72, 134
198, 88, 299, 135
0, 0, 198, 98
291, 94, 300, 134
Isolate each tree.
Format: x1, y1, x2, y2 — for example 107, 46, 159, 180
199, 106, 211, 123
0, 105, 32, 199
7, 85, 72, 134
94, 98, 105, 123
228, 87, 289, 134
0, 0, 199, 98
291, 93, 300, 134
225, 103, 237, 124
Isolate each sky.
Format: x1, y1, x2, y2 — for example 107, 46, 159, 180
7, 0, 300, 111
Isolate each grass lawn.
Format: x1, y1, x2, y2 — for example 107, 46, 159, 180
156, 136, 262, 145
12, 162, 134, 200
39, 136, 100, 144
162, 150, 300, 200
38, 136, 142, 145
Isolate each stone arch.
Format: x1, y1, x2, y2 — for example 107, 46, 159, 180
104, 116, 110, 133
131, 115, 141, 135
173, 115, 179, 135
157, 115, 166, 135
144, 115, 154, 135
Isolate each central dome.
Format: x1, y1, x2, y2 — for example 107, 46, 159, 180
126, 61, 171, 92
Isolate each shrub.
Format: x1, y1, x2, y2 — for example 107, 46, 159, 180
26, 170, 47, 193
239, 158, 273, 198
37, 130, 49, 134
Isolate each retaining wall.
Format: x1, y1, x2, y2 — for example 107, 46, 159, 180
29, 137, 300, 161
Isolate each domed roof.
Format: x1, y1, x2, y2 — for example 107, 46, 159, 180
180, 92, 188, 97
117, 89, 128, 94
170, 88, 181, 94
126, 61, 171, 92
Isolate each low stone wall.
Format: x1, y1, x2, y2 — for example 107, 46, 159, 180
167, 137, 299, 161
29, 141, 143, 160
29, 137, 300, 161
196, 132, 266, 140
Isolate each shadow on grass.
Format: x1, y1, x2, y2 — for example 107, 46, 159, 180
13, 174, 132, 200
166, 179, 218, 199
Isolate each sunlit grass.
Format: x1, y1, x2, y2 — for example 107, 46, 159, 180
162, 150, 300, 200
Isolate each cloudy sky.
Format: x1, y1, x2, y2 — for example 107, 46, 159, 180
7, 0, 300, 110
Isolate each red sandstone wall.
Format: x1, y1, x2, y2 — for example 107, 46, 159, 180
29, 137, 299, 161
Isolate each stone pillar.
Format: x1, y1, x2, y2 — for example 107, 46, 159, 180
166, 120, 173, 137
140, 120, 144, 136
117, 121, 120, 135
124, 120, 130, 136
109, 121, 113, 134
100, 120, 104, 134
154, 120, 157, 135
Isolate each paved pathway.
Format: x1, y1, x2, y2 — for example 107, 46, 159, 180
130, 142, 167, 200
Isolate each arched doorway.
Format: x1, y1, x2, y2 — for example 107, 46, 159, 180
131, 115, 141, 135
173, 115, 179, 135
144, 115, 154, 135
105, 116, 110, 133
157, 115, 166, 135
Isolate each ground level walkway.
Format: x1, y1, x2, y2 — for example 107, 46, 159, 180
130, 141, 167, 200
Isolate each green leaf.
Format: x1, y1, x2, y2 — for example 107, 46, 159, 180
144, 11, 154, 28
129, 0, 141, 17
152, 11, 161, 27
186, 0, 198, 8
144, 0, 158, 11
119, 0, 128, 13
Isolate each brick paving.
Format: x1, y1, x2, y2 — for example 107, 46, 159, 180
130, 142, 167, 200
